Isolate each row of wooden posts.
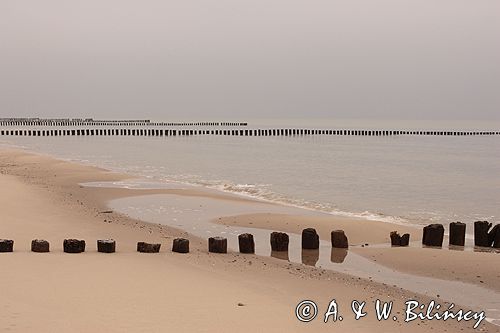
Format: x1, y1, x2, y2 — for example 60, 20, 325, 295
0, 119, 248, 127
1, 128, 499, 137
0, 229, 349, 254
1, 222, 498, 254
392, 221, 500, 248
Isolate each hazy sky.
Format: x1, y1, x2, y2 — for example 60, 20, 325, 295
1, 0, 499, 121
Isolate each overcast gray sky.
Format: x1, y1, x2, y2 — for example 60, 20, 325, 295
1, 0, 499, 122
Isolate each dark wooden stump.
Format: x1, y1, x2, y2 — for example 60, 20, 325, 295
31, 239, 49, 253
0, 239, 14, 252
238, 233, 255, 254
488, 224, 500, 248
422, 224, 444, 247
390, 231, 401, 246
208, 237, 227, 253
449, 222, 466, 246
400, 233, 410, 246
137, 242, 161, 253
301, 228, 319, 250
331, 230, 348, 248
474, 221, 492, 247
172, 238, 190, 253
97, 239, 116, 253
390, 231, 410, 246
270, 232, 289, 252
63, 239, 86, 253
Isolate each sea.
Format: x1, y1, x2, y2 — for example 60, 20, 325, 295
1, 118, 499, 233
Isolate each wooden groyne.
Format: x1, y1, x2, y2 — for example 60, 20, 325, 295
0, 118, 247, 127
0, 118, 498, 137
0, 127, 499, 137
1, 221, 498, 256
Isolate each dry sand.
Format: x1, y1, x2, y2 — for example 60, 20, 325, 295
0, 148, 498, 332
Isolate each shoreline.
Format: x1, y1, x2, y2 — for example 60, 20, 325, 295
3, 146, 499, 288
0, 143, 487, 235
0, 142, 438, 230
1, 147, 499, 332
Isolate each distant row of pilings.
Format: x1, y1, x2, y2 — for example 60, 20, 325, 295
0, 118, 247, 127
1, 128, 499, 137
0, 118, 498, 136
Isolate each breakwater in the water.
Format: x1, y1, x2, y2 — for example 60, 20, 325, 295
1, 118, 499, 137
0, 118, 247, 127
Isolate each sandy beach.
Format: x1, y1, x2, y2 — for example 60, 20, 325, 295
2, 0, 499, 330
1, 147, 499, 332
218, 213, 500, 292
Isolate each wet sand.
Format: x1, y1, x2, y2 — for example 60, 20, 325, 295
217, 213, 500, 292
0, 147, 498, 332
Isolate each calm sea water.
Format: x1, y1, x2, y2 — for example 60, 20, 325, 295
2, 119, 499, 231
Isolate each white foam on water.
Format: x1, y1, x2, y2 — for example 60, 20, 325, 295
5, 134, 500, 234
84, 176, 413, 227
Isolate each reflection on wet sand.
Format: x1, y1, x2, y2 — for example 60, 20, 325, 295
301, 249, 319, 266
474, 246, 500, 254
448, 244, 465, 252
271, 250, 289, 261
330, 248, 348, 263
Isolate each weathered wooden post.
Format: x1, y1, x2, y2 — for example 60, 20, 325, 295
331, 230, 348, 248
422, 224, 444, 247
270, 232, 289, 252
137, 242, 161, 253
301, 228, 319, 249
97, 239, 116, 253
474, 221, 492, 247
400, 233, 410, 246
390, 231, 401, 246
390, 231, 410, 246
31, 239, 50, 252
172, 238, 190, 253
208, 237, 227, 253
63, 239, 86, 253
0, 239, 14, 252
488, 224, 500, 248
449, 222, 466, 246
238, 233, 255, 254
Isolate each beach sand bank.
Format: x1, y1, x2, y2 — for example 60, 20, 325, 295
217, 213, 500, 292
0, 148, 498, 332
